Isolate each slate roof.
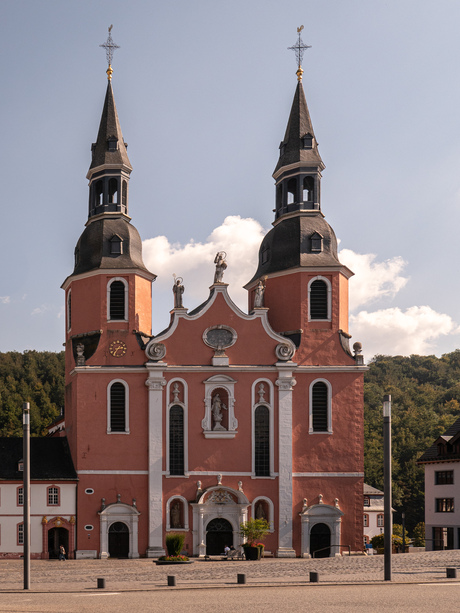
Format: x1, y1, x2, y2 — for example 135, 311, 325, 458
246, 214, 346, 285
69, 216, 153, 278
89, 81, 131, 172
417, 416, 460, 463
364, 483, 384, 496
0, 438, 77, 481
274, 80, 324, 175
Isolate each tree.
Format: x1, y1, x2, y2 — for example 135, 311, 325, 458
412, 522, 425, 547
240, 518, 270, 546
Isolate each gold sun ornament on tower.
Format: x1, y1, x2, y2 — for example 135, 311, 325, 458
288, 25, 311, 81
100, 25, 120, 81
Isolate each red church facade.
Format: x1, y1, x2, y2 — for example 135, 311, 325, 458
60, 50, 365, 558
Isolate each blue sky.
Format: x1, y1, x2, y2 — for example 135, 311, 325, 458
2, 0, 460, 360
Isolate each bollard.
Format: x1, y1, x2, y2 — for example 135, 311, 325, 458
97, 578, 106, 589
310, 572, 319, 583
167, 575, 176, 587
447, 568, 457, 579
237, 573, 246, 584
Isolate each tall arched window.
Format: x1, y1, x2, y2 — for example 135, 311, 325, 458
309, 279, 328, 319
109, 381, 127, 432
254, 405, 270, 476
169, 405, 184, 476
67, 290, 71, 331
108, 178, 118, 203
311, 381, 328, 432
108, 279, 127, 320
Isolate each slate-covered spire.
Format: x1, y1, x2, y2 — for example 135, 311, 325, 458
273, 78, 325, 221
274, 80, 324, 174
89, 81, 132, 172
86, 80, 132, 221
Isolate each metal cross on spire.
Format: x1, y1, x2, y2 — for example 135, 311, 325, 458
288, 25, 311, 81
100, 25, 120, 81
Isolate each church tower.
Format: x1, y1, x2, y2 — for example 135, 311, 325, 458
61, 34, 155, 558
246, 32, 357, 368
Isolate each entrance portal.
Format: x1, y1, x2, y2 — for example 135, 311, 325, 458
310, 523, 331, 558
108, 522, 129, 558
206, 518, 233, 555
48, 527, 69, 559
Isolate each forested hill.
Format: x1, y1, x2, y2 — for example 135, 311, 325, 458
0, 351, 64, 436
2, 350, 460, 528
365, 352, 460, 529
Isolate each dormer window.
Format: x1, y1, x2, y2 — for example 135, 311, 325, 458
279, 142, 286, 156
107, 136, 118, 152
302, 133, 313, 149
18, 460, 23, 472
310, 232, 323, 253
110, 235, 123, 255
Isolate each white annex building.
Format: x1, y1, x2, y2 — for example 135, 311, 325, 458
418, 417, 460, 550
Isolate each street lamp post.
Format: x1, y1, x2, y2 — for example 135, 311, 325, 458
383, 394, 392, 581
23, 402, 30, 590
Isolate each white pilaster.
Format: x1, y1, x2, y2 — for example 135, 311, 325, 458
145, 364, 166, 557
276, 365, 296, 557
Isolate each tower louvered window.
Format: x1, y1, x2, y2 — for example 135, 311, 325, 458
310, 280, 328, 319
255, 405, 270, 476
110, 382, 126, 432
312, 382, 328, 432
109, 280, 126, 320
169, 405, 184, 475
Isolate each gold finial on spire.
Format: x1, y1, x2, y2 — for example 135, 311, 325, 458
288, 25, 311, 81
100, 25, 120, 81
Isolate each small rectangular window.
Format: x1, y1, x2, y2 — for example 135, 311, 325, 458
48, 487, 59, 506
377, 514, 384, 527
363, 497, 370, 507
435, 471, 454, 485
18, 524, 24, 545
436, 498, 454, 512
17, 487, 23, 506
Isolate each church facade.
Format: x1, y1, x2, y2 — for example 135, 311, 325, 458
60, 51, 365, 559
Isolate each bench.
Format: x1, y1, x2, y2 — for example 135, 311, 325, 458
221, 549, 245, 561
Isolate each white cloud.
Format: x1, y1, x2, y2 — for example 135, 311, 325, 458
143, 217, 459, 357
31, 305, 51, 316
338, 249, 408, 311
0, 296, 10, 304
350, 306, 459, 358
143, 216, 266, 329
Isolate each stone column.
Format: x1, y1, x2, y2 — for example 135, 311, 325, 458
198, 509, 206, 557
145, 364, 166, 557
276, 367, 296, 557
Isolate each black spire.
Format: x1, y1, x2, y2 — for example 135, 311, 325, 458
273, 80, 325, 221
86, 81, 132, 220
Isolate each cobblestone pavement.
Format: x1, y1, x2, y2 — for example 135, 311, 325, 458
1, 551, 460, 592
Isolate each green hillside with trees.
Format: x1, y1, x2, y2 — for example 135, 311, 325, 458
0, 351, 64, 436
2, 349, 460, 531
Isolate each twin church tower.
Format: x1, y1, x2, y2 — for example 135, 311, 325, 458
60, 30, 365, 558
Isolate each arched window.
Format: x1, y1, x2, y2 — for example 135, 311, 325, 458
108, 279, 127, 320
303, 176, 314, 201
108, 381, 128, 433
108, 178, 118, 204
95, 180, 103, 206
309, 279, 328, 319
310, 380, 331, 434
122, 180, 128, 205
67, 290, 71, 331
254, 405, 270, 477
287, 178, 296, 205
169, 405, 184, 475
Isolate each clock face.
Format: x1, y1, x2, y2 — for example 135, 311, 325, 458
109, 340, 127, 357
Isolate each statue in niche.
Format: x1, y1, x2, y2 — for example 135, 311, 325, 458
211, 393, 228, 431
171, 501, 182, 528
253, 276, 266, 308
213, 252, 227, 283
255, 502, 266, 520
172, 275, 185, 308
76, 343, 85, 366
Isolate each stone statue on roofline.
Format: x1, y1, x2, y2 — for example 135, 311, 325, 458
213, 252, 227, 283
